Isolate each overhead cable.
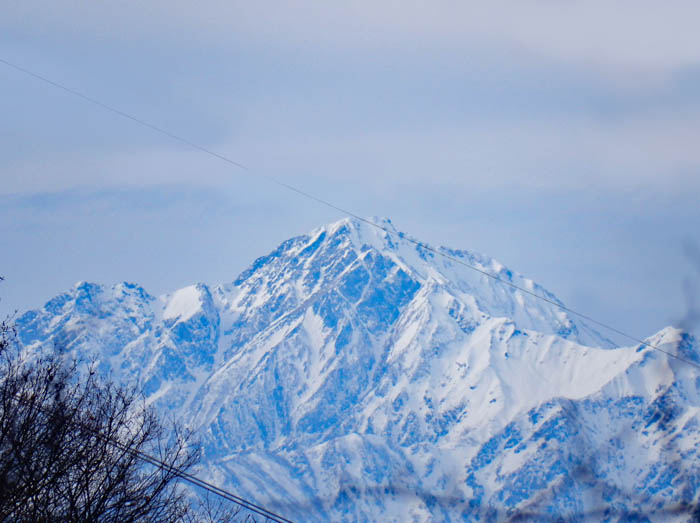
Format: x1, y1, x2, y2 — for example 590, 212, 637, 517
1, 56, 697, 374
7, 391, 293, 523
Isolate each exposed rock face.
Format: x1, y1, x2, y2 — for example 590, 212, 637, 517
15, 218, 700, 521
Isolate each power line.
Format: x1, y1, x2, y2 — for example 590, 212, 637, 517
1, 56, 698, 374
2, 56, 699, 523
4, 367, 696, 522
7, 390, 293, 523
103, 436, 294, 523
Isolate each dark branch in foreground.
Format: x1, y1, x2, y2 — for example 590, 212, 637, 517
0, 318, 199, 521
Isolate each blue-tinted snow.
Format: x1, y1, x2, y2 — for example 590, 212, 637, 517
12, 217, 700, 521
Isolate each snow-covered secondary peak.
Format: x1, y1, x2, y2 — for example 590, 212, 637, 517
13, 218, 700, 521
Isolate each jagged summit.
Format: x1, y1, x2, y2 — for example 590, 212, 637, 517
225, 216, 611, 348
13, 218, 700, 520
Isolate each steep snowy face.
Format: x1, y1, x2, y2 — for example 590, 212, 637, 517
220, 217, 610, 347
13, 218, 700, 521
186, 217, 610, 449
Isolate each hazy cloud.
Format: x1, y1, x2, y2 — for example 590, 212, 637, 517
1, 2, 699, 340
5, 2, 700, 74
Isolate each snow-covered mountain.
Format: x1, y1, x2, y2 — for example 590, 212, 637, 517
14, 217, 700, 521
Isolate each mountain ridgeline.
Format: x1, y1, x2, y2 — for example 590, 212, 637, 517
15, 218, 700, 520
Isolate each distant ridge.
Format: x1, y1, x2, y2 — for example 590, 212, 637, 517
15, 218, 700, 520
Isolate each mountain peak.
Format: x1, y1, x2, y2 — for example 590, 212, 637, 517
323, 215, 395, 232
227, 217, 610, 347
312, 215, 400, 252
15, 218, 697, 520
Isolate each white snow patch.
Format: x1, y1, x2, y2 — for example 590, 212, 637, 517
162, 285, 202, 321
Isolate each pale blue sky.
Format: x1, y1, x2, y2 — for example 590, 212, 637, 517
2, 2, 699, 342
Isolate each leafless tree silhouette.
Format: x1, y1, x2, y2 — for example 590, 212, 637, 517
0, 316, 200, 521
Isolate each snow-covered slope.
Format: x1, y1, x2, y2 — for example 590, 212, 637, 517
15, 218, 700, 521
